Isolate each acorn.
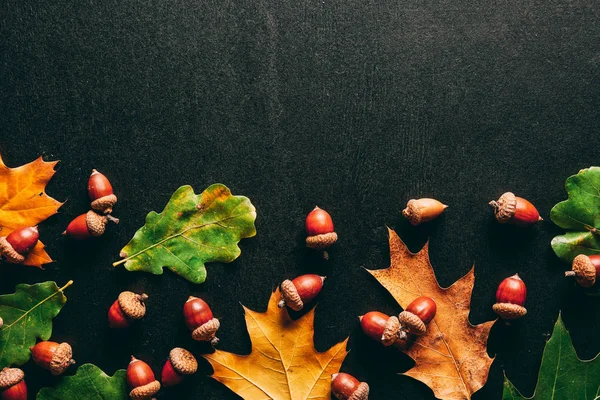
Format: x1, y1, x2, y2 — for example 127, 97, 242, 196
359, 311, 404, 346
161, 348, 198, 387
402, 198, 448, 226
565, 254, 600, 288
398, 296, 437, 336
30, 341, 75, 375
0, 368, 27, 400
278, 274, 325, 311
0, 226, 39, 264
127, 356, 160, 400
108, 292, 148, 329
63, 210, 119, 240
331, 373, 369, 400
305, 206, 338, 259
493, 274, 527, 320
489, 192, 541, 226
183, 296, 220, 345
88, 169, 118, 214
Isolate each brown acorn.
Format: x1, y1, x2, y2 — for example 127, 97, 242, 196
183, 296, 220, 345
127, 356, 160, 400
493, 274, 527, 320
63, 210, 119, 240
398, 296, 437, 336
161, 348, 198, 387
278, 274, 325, 311
565, 254, 600, 288
331, 373, 369, 400
30, 341, 75, 375
108, 292, 148, 329
0, 368, 27, 400
305, 206, 338, 259
0, 226, 39, 264
489, 192, 541, 226
402, 198, 448, 226
359, 311, 405, 346
88, 169, 117, 214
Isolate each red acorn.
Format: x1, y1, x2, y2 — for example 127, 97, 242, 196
88, 169, 118, 214
565, 254, 600, 288
108, 292, 148, 329
305, 206, 338, 259
331, 373, 369, 400
0, 226, 39, 264
127, 356, 160, 400
184, 296, 220, 345
278, 274, 325, 311
402, 198, 448, 226
0, 368, 27, 400
161, 348, 198, 387
63, 210, 118, 239
30, 341, 75, 375
359, 311, 403, 346
489, 192, 541, 226
493, 274, 527, 320
398, 296, 437, 336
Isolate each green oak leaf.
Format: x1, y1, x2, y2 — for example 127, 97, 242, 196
551, 167, 600, 262
0, 280, 72, 368
503, 314, 600, 400
37, 364, 127, 400
114, 184, 256, 284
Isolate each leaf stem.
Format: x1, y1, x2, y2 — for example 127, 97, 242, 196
59, 280, 74, 291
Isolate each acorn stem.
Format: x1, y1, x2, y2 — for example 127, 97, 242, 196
277, 300, 286, 309
488, 200, 499, 210
565, 271, 576, 277
210, 337, 219, 346
322, 251, 329, 260
106, 214, 120, 224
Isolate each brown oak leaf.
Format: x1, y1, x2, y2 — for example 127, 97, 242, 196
367, 228, 496, 400
0, 155, 63, 267
203, 289, 349, 400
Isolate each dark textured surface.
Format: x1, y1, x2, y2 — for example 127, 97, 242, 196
1, 0, 599, 398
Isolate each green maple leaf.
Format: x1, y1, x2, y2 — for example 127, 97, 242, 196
113, 184, 257, 284
0, 280, 72, 368
37, 364, 127, 399
503, 314, 600, 400
551, 167, 600, 263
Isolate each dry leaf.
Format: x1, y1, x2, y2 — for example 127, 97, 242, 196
367, 228, 495, 400
203, 289, 348, 400
0, 155, 63, 267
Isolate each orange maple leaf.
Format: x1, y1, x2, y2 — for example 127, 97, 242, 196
367, 228, 496, 400
0, 155, 63, 267
203, 289, 349, 400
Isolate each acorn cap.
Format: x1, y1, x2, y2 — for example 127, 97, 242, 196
349, 382, 370, 400
0, 236, 25, 264
86, 210, 107, 237
91, 194, 118, 215
279, 279, 303, 311
192, 318, 220, 345
118, 292, 148, 320
0, 368, 24, 389
129, 380, 160, 399
399, 311, 427, 335
493, 303, 527, 320
306, 232, 338, 250
49, 342, 75, 376
489, 192, 517, 223
169, 348, 198, 375
381, 316, 400, 346
569, 254, 597, 288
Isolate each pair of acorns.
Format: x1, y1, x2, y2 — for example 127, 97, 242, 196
108, 292, 220, 346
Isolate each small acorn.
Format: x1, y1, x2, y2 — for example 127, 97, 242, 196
489, 192, 541, 226
402, 198, 448, 226
305, 206, 338, 259
0, 368, 27, 400
398, 296, 437, 336
331, 373, 369, 400
0, 226, 39, 264
108, 292, 148, 329
493, 274, 527, 320
63, 210, 119, 240
278, 274, 325, 311
30, 341, 75, 375
161, 348, 198, 387
566, 254, 600, 288
359, 311, 404, 346
127, 356, 160, 400
183, 296, 220, 345
88, 169, 118, 214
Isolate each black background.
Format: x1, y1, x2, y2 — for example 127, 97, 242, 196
1, 0, 600, 399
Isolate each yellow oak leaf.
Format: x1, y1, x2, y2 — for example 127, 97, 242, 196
0, 155, 63, 267
203, 289, 348, 400
367, 228, 496, 400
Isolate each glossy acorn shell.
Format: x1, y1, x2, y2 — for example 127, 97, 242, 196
161, 359, 183, 387
588, 255, 600, 276
496, 274, 527, 306
64, 214, 91, 239
406, 296, 437, 324
513, 197, 541, 225
183, 297, 214, 330
88, 170, 114, 200
359, 311, 388, 342
306, 207, 334, 236
291, 274, 324, 304
30, 341, 58, 369
1, 380, 27, 400
108, 300, 130, 328
127, 357, 155, 389
5, 227, 39, 255
331, 373, 360, 400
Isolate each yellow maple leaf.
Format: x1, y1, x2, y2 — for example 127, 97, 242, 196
203, 289, 349, 400
0, 155, 63, 267
367, 228, 496, 400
